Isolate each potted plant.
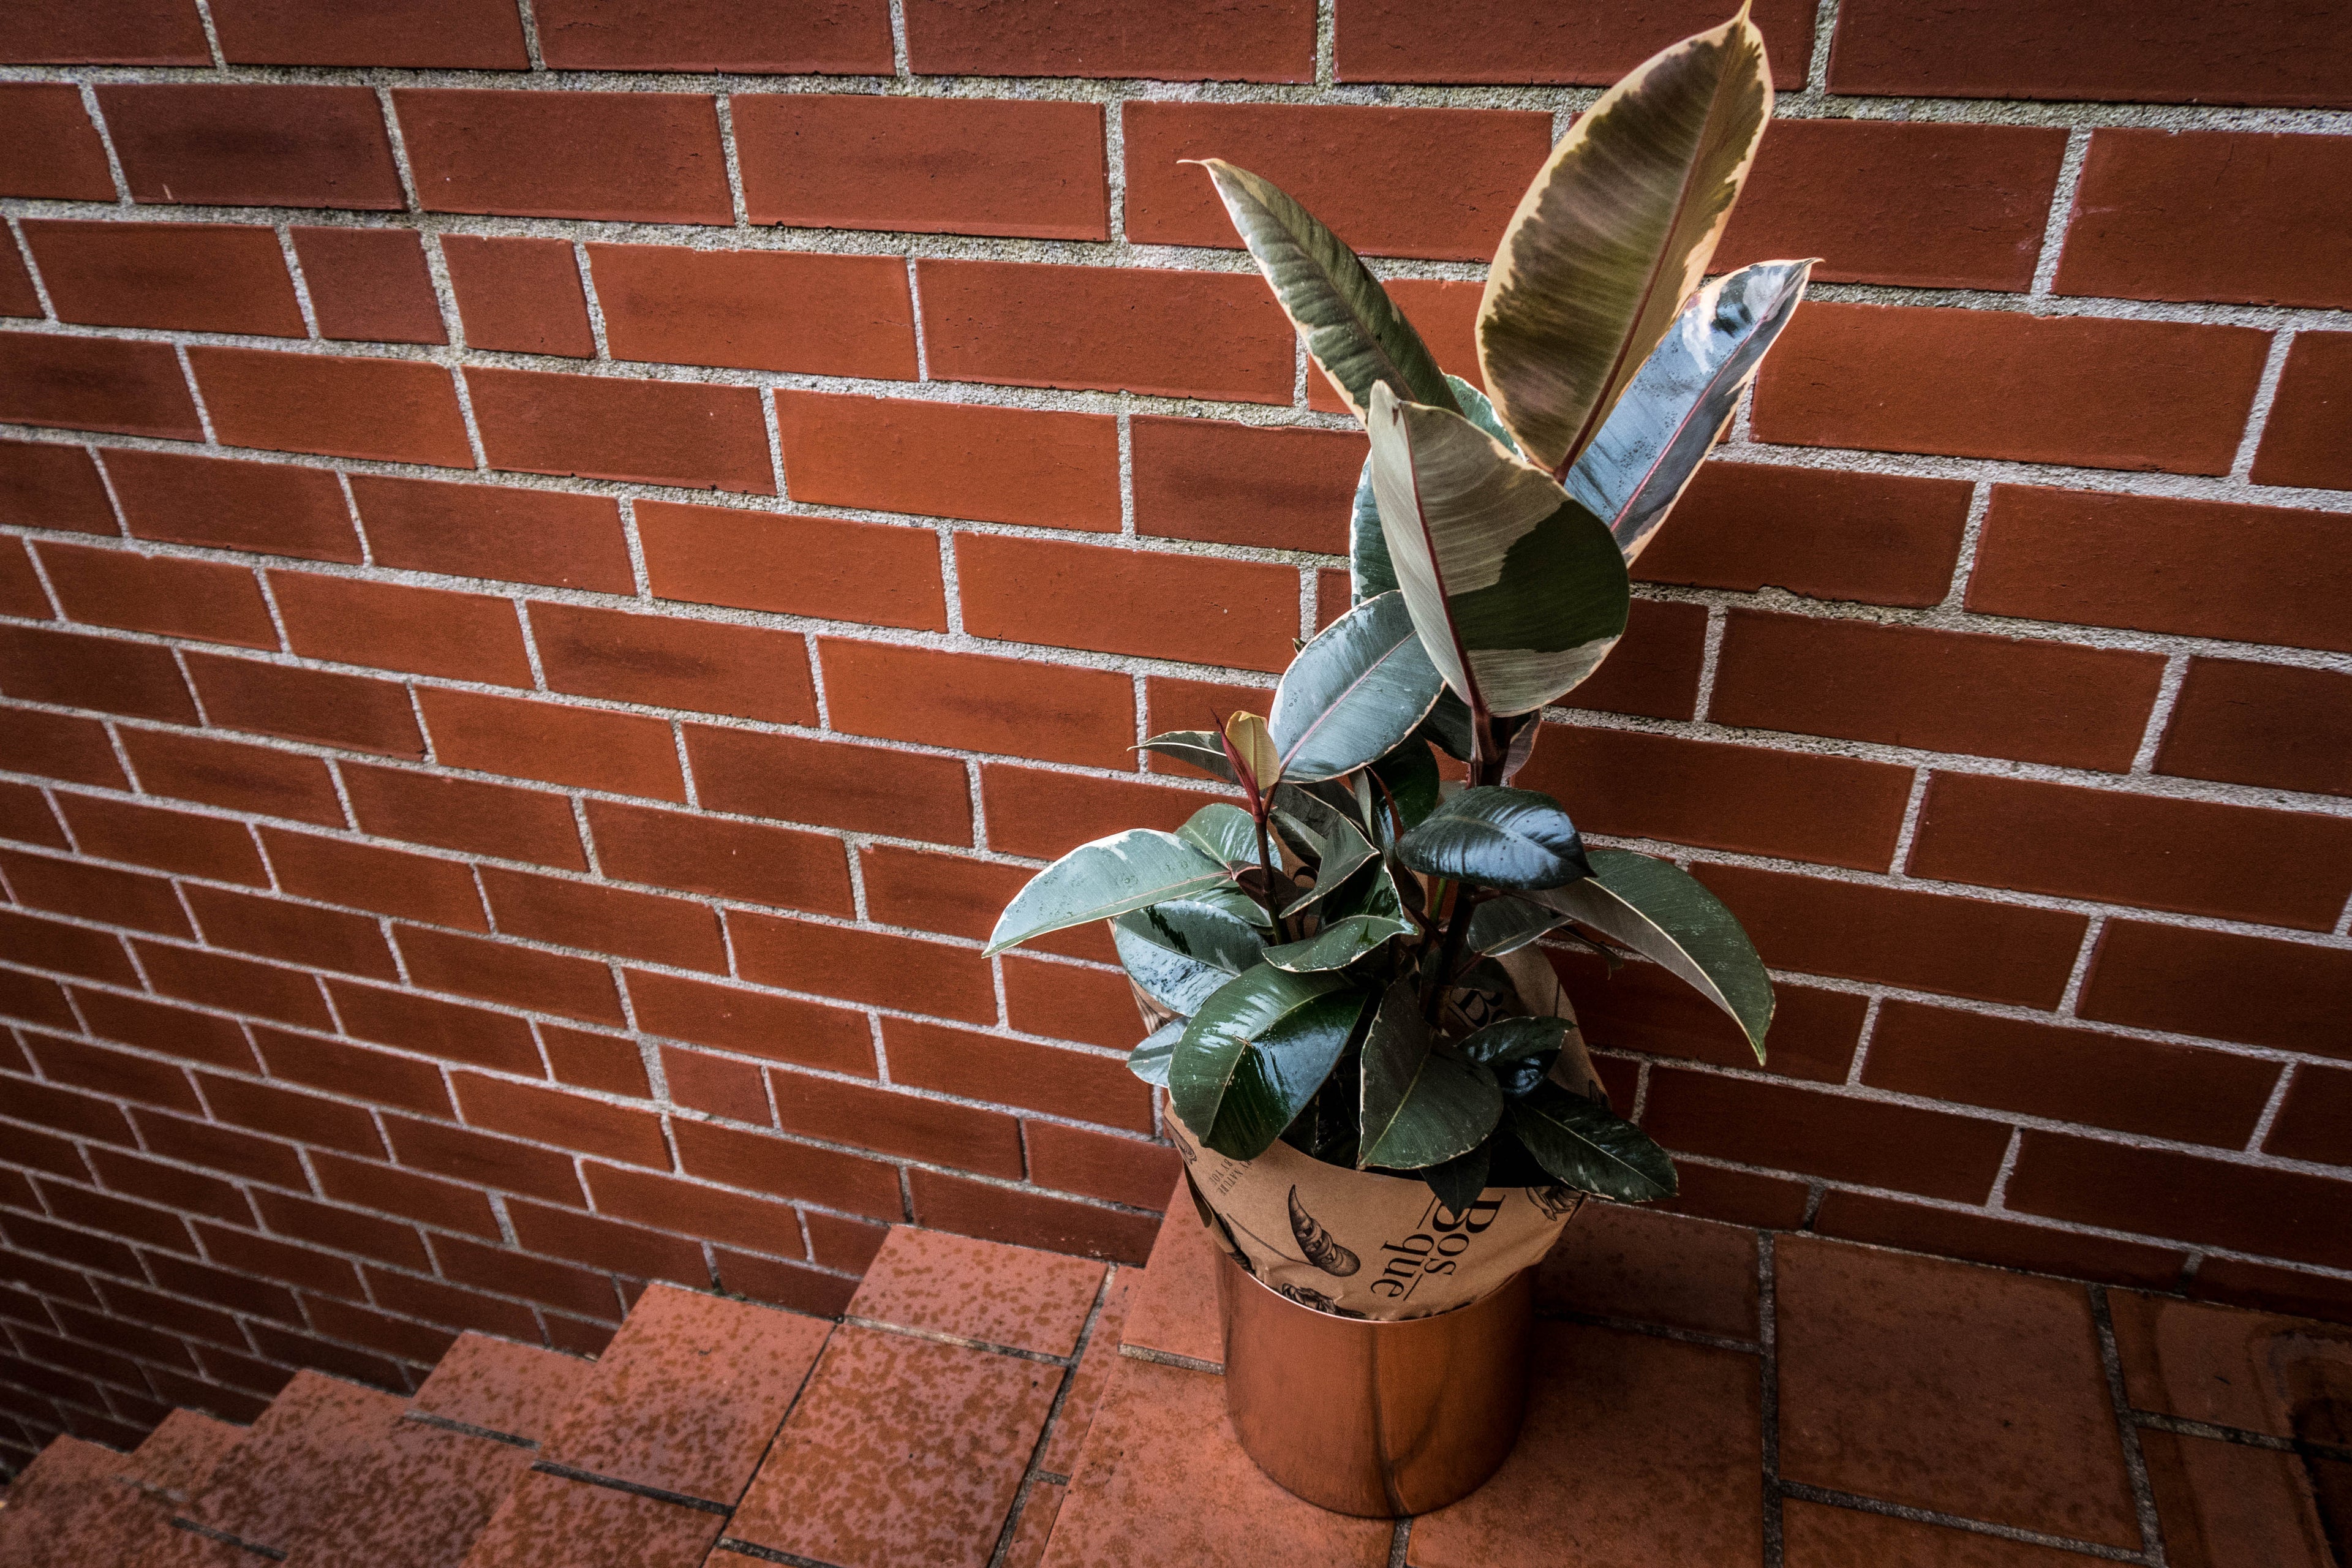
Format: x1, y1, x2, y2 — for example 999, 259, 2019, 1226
989, 9, 1803, 1516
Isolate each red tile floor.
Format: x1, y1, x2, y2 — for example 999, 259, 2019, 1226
1, 1186, 2345, 1566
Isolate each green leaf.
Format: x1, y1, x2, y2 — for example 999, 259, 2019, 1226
1263, 852, 1417, 971
1193, 159, 1460, 421
1367, 383, 1631, 720
1417, 688, 1476, 762
1268, 592, 1446, 783
1352, 375, 1512, 606
1564, 260, 1813, 564
1112, 900, 1265, 1016
1464, 894, 1569, 957
1368, 740, 1440, 842
1176, 803, 1261, 872
1139, 730, 1237, 785
1395, 786, 1592, 891
1128, 1017, 1184, 1087
1170, 966, 1374, 1159
1457, 1016, 1569, 1098
1507, 1080, 1677, 1202
1522, 848, 1772, 1060
986, 830, 1233, 956
1358, 982, 1504, 1170
1420, 1140, 1493, 1212
1278, 813, 1377, 921
1477, 11, 1773, 477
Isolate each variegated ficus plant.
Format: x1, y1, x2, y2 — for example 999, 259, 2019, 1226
989, 11, 1807, 1213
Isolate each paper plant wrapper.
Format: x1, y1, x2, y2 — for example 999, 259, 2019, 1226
1146, 946, 1597, 1322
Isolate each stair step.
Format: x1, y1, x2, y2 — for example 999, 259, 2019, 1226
410, 1332, 594, 1447
181, 1370, 409, 1555
845, 1226, 1108, 1358
0, 1436, 180, 1567
1119, 1191, 1222, 1368
281, 1419, 533, 1568
461, 1468, 724, 1568
125, 1410, 246, 1506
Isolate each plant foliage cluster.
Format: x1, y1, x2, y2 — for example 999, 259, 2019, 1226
990, 11, 1809, 1212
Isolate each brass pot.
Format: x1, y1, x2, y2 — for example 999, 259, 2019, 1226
1213, 1243, 1535, 1517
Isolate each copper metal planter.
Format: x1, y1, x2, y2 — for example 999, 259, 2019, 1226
1213, 1243, 1536, 1518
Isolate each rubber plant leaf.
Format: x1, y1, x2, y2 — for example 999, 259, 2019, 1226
1420, 1140, 1494, 1213
1352, 375, 1517, 604
1262, 856, 1416, 973
1194, 158, 1460, 421
1127, 1017, 1185, 1088
1395, 785, 1593, 891
1367, 382, 1630, 722
1477, 10, 1772, 478
985, 829, 1233, 956
1278, 811, 1379, 921
1112, 900, 1266, 1016
1175, 803, 1261, 872
1522, 846, 1772, 1060
1463, 894, 1569, 958
1170, 965, 1374, 1160
1368, 739, 1441, 841
1268, 591, 1447, 782
1359, 982, 1504, 1170
1137, 730, 1238, 785
1457, 1016, 1571, 1098
1564, 258, 1814, 562
1508, 1080, 1678, 1201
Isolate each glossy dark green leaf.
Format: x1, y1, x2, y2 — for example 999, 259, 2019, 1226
1458, 1016, 1570, 1098
1278, 812, 1378, 920
1138, 729, 1237, 785
1418, 1139, 1493, 1212
1464, 892, 1568, 957
1263, 851, 1417, 971
1359, 982, 1504, 1170
1128, 1017, 1184, 1087
1195, 159, 1460, 421
1175, 803, 1261, 872
1395, 785, 1592, 891
1564, 260, 1813, 563
1507, 1080, 1677, 1201
1352, 376, 1515, 605
987, 829, 1233, 956
1269, 591, 1447, 782
1369, 739, 1441, 842
1112, 900, 1265, 1016
1417, 688, 1476, 762
1171, 965, 1375, 1159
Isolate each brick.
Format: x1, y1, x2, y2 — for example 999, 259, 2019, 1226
397, 925, 625, 1026
435, 1232, 617, 1320
251, 1026, 453, 1120
534, 0, 892, 71
417, 688, 687, 802
2, 1212, 143, 1280
36, 541, 276, 649
1025, 1122, 1179, 1210
585, 800, 853, 918
1811, 1192, 2187, 1292
638, 500, 946, 635
0, 439, 116, 535
185, 654, 423, 758
1693, 863, 2090, 1009
856, 845, 1115, 963
1550, 949, 1866, 1084
252, 1189, 428, 1270
303, 1297, 459, 1365
290, 227, 445, 344
2156, 658, 2352, 799
7, 707, 129, 789
544, 1025, 649, 1099
314, 1152, 498, 1238
21, 220, 303, 337
734, 914, 995, 1025
1720, 120, 2067, 292
272, 571, 532, 687
962, 534, 1300, 673
0, 908, 138, 985
342, 762, 584, 868
803, 1211, 887, 1273
134, 1108, 305, 1188
776, 390, 1118, 535
0, 85, 115, 201
1, 1, 208, 62
138, 940, 333, 1028
198, 1219, 366, 1296
628, 967, 873, 1077
530, 600, 820, 724
184, 884, 399, 978
6, 1072, 138, 1151
2267, 1065, 2352, 1167
1966, 486, 2351, 655
325, 979, 540, 1074
2008, 1133, 2352, 1271
1001, 956, 1141, 1052
58, 793, 266, 884
589, 244, 917, 380
1711, 610, 2163, 771
718, 1251, 856, 1316
189, 347, 473, 469
1558, 599, 1706, 722
0, 780, 67, 850
1129, 417, 1358, 557
98, 84, 404, 209
662, 1043, 766, 1121
1751, 303, 2269, 477
0, 333, 202, 440
395, 89, 730, 224
385, 1115, 586, 1208
668, 1120, 899, 1223
88, 1146, 252, 1226
117, 728, 344, 825
1826, 0, 2352, 108
467, 366, 773, 496
0, 846, 190, 935
0, 243, 34, 318
908, 1169, 1157, 1265
918, 260, 1294, 404
513, 1200, 711, 1287
454, 1073, 666, 1169
0, 968, 75, 1030
686, 727, 972, 846
209, 0, 527, 66
769, 1068, 1023, 1178
356, 476, 633, 597
23, 1034, 198, 1114
102, 447, 361, 564
431, 238, 595, 364
820, 638, 1136, 769
1335, 0, 1811, 84
262, 829, 488, 931
1303, 275, 1485, 413
1514, 725, 1914, 873
1640, 464, 1971, 609
2250, 331, 2352, 492
363, 1269, 541, 1341
883, 1019, 1150, 1134
480, 866, 726, 973
585, 1164, 805, 1261
903, 0, 1311, 81
2078, 921, 2352, 1061
978, 764, 1213, 861
1643, 1068, 2010, 1204
72, 986, 254, 1068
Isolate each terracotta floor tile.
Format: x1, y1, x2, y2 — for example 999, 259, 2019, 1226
127, 1409, 244, 1501
1780, 1498, 2090, 1565
458, 1469, 723, 1568
2110, 1289, 2352, 1441
287, 1420, 535, 1568
1040, 1267, 1136, 1476
848, 1225, 1106, 1357
1003, 1480, 1067, 1568
1776, 1238, 2139, 1550
186, 1370, 409, 1551
727, 1324, 1061, 1568
1410, 1321, 1763, 1568
1537, 1203, 1759, 1341
1040, 1354, 1392, 1568
127, 1522, 257, 1568
535, 1283, 831, 1505
411, 1331, 597, 1444
1120, 1189, 1223, 1368
0, 1437, 180, 1567
2138, 1428, 2339, 1568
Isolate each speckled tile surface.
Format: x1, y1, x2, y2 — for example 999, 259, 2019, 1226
126, 1409, 244, 1502
1002, 1479, 1068, 1568
410, 1332, 596, 1445
457, 1469, 722, 1568
285, 1420, 534, 1568
185, 1370, 408, 1552
0, 1436, 180, 1567
848, 1225, 1105, 1357
1118, 1186, 1223, 1368
1039, 1267, 1135, 1477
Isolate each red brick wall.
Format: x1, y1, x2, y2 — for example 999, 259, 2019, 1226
2, 0, 2350, 1464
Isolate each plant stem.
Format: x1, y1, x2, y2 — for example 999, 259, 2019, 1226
1421, 736, 1506, 1023
1254, 810, 1292, 945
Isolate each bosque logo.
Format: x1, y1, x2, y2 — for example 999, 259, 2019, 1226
1367, 1194, 1506, 1302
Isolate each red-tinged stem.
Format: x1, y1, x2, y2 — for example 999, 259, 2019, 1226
1422, 725, 1507, 1025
